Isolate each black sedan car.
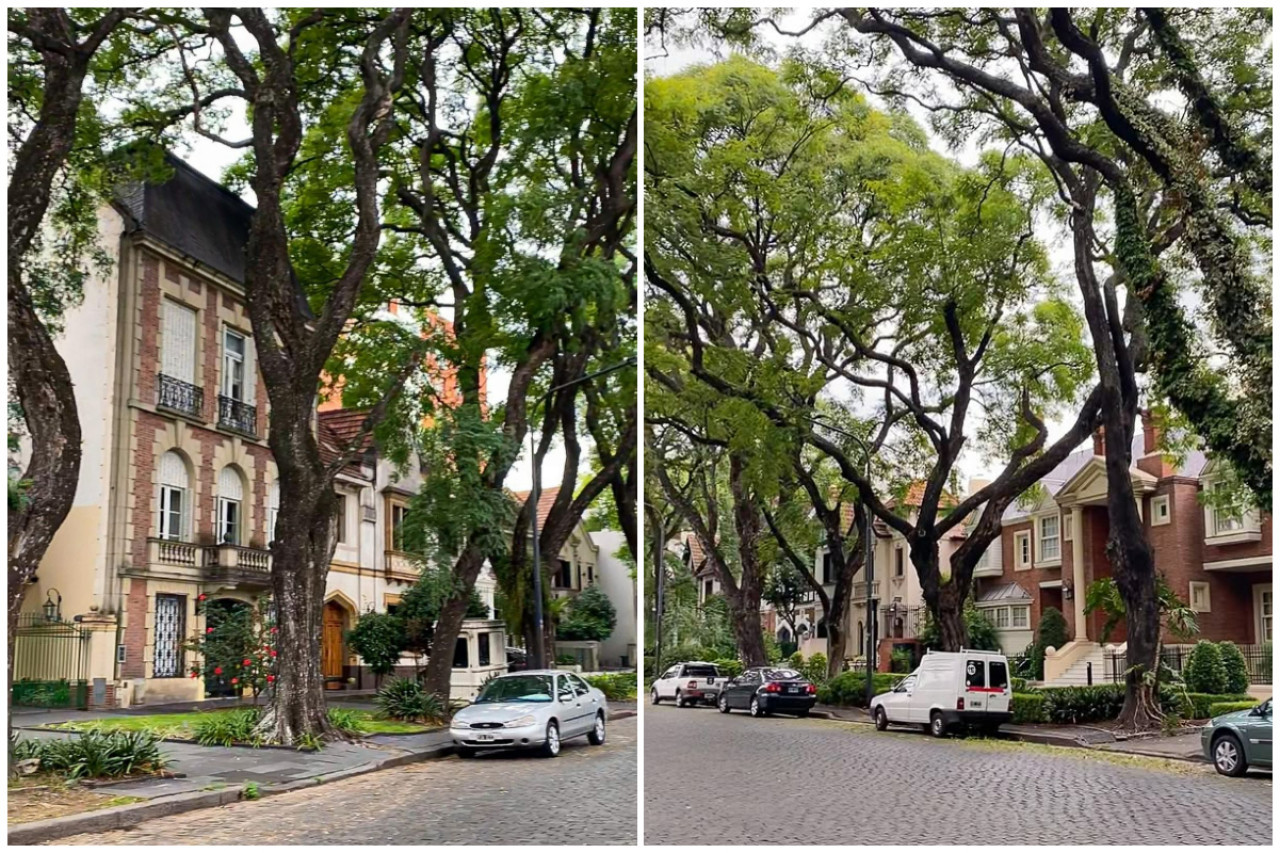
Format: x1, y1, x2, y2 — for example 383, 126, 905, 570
717, 667, 817, 717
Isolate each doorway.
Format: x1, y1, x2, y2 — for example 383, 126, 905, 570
321, 601, 346, 686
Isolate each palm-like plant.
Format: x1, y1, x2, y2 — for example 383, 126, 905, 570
1085, 575, 1198, 695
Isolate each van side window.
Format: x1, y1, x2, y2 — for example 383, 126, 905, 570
965, 659, 987, 689
989, 660, 1008, 690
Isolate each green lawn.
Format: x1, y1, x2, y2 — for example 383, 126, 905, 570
50, 708, 438, 739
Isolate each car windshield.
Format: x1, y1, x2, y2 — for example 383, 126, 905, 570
763, 669, 802, 681
685, 665, 719, 678
474, 674, 553, 704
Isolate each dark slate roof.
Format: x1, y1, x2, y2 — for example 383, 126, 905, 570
976, 582, 1033, 603
115, 152, 315, 319
116, 153, 254, 284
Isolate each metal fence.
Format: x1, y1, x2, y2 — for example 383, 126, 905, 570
1103, 644, 1272, 686
11, 613, 90, 709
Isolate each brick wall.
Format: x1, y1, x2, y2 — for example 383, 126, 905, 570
997, 517, 1070, 637
121, 579, 148, 679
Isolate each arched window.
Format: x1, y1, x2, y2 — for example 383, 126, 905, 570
816, 617, 829, 639
268, 480, 280, 544
217, 466, 244, 545
156, 451, 189, 540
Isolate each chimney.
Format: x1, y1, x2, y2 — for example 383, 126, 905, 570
1091, 426, 1105, 457
1137, 409, 1176, 479
1141, 408, 1161, 455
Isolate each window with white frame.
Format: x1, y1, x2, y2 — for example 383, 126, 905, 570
1259, 588, 1272, 643
334, 492, 348, 544
222, 328, 247, 401
1214, 505, 1246, 534
1151, 495, 1171, 526
156, 451, 189, 540
1012, 605, 1030, 628
1189, 581, 1211, 613
1037, 515, 1060, 563
217, 466, 243, 545
993, 607, 1010, 628
1014, 531, 1031, 569
974, 544, 990, 572
268, 480, 280, 544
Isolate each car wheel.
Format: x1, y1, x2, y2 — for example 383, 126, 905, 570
930, 711, 947, 738
749, 696, 766, 718
541, 721, 561, 758
718, 693, 730, 714
455, 746, 475, 759
1212, 732, 1248, 777
875, 707, 889, 731
675, 690, 685, 708
588, 713, 606, 746
650, 688, 660, 705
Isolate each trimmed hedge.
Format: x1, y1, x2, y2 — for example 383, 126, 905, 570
1207, 700, 1259, 718
1011, 677, 1031, 693
1184, 692, 1255, 720
1011, 692, 1047, 724
816, 671, 902, 707
1183, 641, 1228, 694
585, 672, 638, 701
1217, 642, 1250, 695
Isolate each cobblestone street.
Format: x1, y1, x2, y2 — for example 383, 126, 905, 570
54, 716, 636, 845
644, 706, 1271, 845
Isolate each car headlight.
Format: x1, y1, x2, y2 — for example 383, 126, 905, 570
503, 715, 537, 728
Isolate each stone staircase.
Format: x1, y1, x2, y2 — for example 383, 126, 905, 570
1044, 643, 1119, 687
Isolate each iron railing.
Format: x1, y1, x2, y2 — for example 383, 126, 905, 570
157, 373, 204, 418
1104, 644, 1272, 686
880, 604, 925, 640
218, 395, 257, 436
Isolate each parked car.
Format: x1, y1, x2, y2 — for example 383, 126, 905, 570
717, 667, 817, 717
650, 661, 725, 707
506, 646, 529, 671
1202, 698, 1272, 777
871, 649, 1012, 737
449, 670, 608, 758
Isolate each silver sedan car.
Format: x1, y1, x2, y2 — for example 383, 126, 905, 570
449, 670, 609, 758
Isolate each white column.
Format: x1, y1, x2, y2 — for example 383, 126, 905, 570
1071, 506, 1087, 641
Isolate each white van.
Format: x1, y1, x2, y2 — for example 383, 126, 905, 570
869, 649, 1012, 737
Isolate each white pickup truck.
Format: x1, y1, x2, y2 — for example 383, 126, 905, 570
650, 661, 726, 707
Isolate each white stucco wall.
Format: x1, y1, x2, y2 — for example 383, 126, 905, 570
592, 530, 636, 667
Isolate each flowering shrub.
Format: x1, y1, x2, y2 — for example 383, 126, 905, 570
184, 595, 278, 701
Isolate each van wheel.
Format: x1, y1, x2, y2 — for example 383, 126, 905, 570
929, 712, 947, 738
874, 707, 889, 731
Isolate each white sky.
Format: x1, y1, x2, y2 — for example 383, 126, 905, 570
646, 11, 1109, 486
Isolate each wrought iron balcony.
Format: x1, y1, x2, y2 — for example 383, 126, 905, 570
156, 374, 204, 419
218, 395, 257, 437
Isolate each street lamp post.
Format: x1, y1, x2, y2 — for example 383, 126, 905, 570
527, 357, 636, 670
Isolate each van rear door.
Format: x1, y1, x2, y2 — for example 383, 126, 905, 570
986, 658, 1011, 714
962, 656, 997, 712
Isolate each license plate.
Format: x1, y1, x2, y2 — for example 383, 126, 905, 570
474, 733, 495, 742
787, 686, 799, 694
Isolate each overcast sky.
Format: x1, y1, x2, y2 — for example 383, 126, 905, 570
645, 10, 1107, 487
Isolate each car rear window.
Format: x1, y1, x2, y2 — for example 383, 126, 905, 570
684, 665, 719, 678
764, 669, 802, 681
989, 660, 1008, 690
964, 659, 987, 689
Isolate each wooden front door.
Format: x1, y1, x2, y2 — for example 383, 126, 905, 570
322, 602, 345, 682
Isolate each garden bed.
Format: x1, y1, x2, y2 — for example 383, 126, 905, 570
45, 707, 440, 746
8, 775, 145, 826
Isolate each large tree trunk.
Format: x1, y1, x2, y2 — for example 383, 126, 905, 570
257, 408, 340, 742
422, 547, 486, 700
916, 539, 968, 652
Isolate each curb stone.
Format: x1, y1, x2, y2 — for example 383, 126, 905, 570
10, 709, 635, 844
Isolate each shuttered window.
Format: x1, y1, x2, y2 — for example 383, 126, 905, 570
217, 467, 243, 545
162, 300, 197, 384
